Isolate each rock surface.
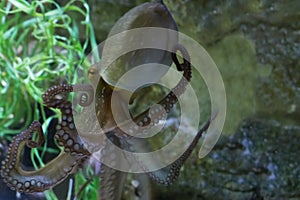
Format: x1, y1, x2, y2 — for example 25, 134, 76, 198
62, 0, 300, 198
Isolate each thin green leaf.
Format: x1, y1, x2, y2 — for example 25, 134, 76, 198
9, 0, 32, 14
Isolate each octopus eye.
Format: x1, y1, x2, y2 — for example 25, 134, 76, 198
88, 67, 96, 74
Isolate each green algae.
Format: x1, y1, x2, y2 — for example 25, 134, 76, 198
206, 34, 257, 134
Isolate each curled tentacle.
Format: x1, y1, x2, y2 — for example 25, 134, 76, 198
42, 84, 73, 108
118, 43, 192, 135
1, 83, 93, 193
53, 100, 91, 156
116, 118, 211, 186
147, 118, 211, 185
73, 84, 94, 107
141, 43, 191, 124
42, 84, 94, 108
43, 84, 91, 156
0, 121, 82, 193
172, 43, 191, 73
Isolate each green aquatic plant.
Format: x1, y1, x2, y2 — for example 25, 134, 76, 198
0, 0, 97, 199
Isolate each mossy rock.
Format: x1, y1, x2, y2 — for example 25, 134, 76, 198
152, 118, 300, 199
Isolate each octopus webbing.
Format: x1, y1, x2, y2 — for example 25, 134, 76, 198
1, 44, 212, 199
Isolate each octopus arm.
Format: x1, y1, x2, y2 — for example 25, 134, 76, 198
99, 165, 126, 200
1, 121, 82, 193
147, 118, 211, 185
123, 44, 192, 135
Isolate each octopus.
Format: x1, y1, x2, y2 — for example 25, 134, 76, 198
1, 44, 212, 199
